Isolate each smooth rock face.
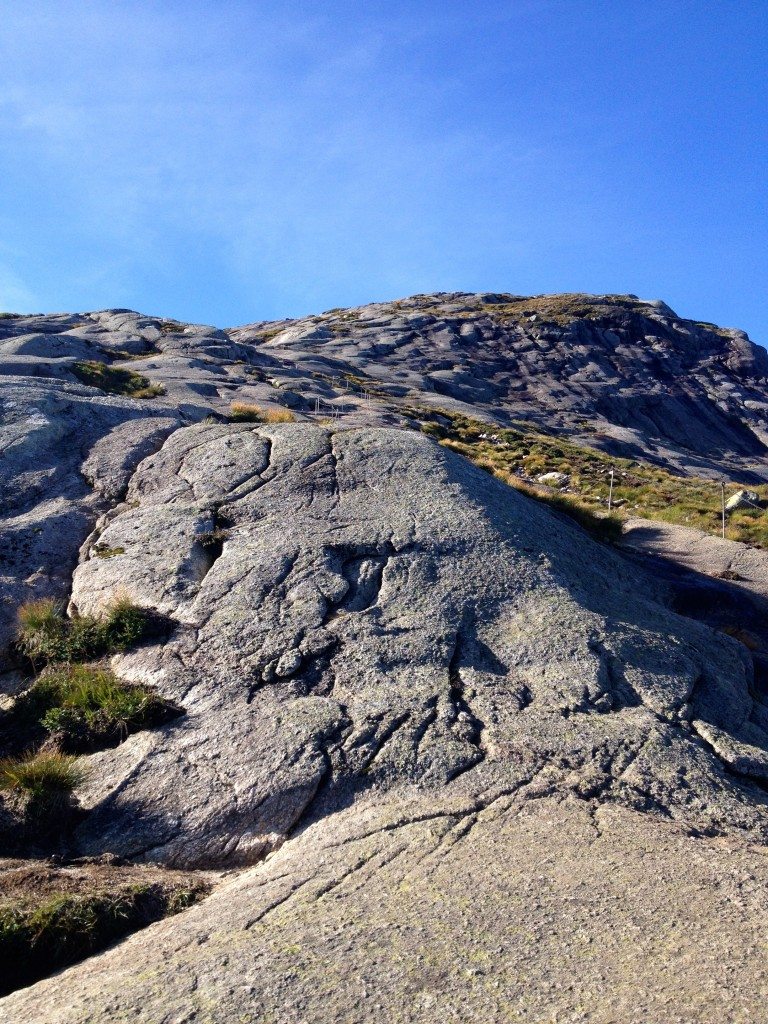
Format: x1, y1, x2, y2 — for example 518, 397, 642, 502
6, 796, 768, 1024
0, 377, 179, 672
4, 296, 768, 1022
60, 425, 768, 869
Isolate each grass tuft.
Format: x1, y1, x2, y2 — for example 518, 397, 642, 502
0, 878, 208, 996
15, 597, 147, 668
229, 401, 296, 423
0, 750, 83, 799
12, 663, 175, 753
71, 360, 165, 399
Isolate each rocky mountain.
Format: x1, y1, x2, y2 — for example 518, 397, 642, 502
2, 294, 768, 1022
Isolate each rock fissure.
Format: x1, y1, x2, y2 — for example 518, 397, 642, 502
8, 294, 768, 1020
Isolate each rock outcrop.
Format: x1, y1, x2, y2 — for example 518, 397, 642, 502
59, 423, 768, 871
4, 291, 768, 483
8, 796, 768, 1024
0, 377, 179, 676
3, 294, 768, 1022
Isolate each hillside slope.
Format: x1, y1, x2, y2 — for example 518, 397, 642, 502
3, 290, 768, 479
2, 294, 768, 1022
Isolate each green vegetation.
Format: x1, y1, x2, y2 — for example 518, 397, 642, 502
692, 321, 731, 338
71, 360, 165, 398
475, 293, 648, 327
9, 597, 175, 754
12, 663, 174, 753
415, 408, 768, 548
0, 750, 83, 800
0, 877, 208, 996
15, 597, 146, 667
229, 401, 296, 423
92, 543, 126, 559
93, 544, 126, 558
514, 481, 624, 543
250, 326, 285, 342
157, 319, 184, 334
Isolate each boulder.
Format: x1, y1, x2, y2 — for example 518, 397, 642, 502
725, 489, 761, 512
6, 424, 768, 1023
61, 424, 768, 870
536, 470, 569, 486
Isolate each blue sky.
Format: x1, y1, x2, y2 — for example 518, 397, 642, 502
0, 1, 765, 340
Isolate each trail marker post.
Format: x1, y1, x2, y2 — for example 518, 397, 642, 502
608, 468, 615, 512
721, 481, 726, 539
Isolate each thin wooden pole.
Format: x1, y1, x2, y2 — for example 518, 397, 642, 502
721, 481, 726, 539
608, 468, 615, 512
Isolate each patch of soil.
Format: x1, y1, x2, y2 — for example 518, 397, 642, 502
0, 858, 212, 995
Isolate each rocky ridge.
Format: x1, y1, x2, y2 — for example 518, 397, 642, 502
2, 294, 768, 1021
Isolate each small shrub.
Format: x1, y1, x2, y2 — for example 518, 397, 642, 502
166, 888, 201, 914
99, 596, 146, 652
71, 360, 165, 399
420, 421, 447, 439
15, 597, 147, 667
0, 751, 83, 799
229, 402, 296, 424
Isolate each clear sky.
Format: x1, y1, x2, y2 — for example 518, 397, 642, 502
0, 1, 765, 341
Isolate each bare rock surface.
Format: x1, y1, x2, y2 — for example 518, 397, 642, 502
6, 795, 768, 1024
229, 292, 768, 479
0, 377, 180, 671
54, 424, 768, 873
622, 515, 768, 603
4, 297, 768, 1021
5, 291, 768, 481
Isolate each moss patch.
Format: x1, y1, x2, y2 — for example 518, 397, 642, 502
93, 544, 126, 558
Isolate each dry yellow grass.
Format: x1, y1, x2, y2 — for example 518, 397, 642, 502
229, 402, 296, 424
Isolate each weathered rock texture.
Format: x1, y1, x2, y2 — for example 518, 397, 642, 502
0, 377, 179, 675
3, 295, 768, 1022
4, 291, 768, 481
6, 796, 768, 1024
60, 423, 768, 871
